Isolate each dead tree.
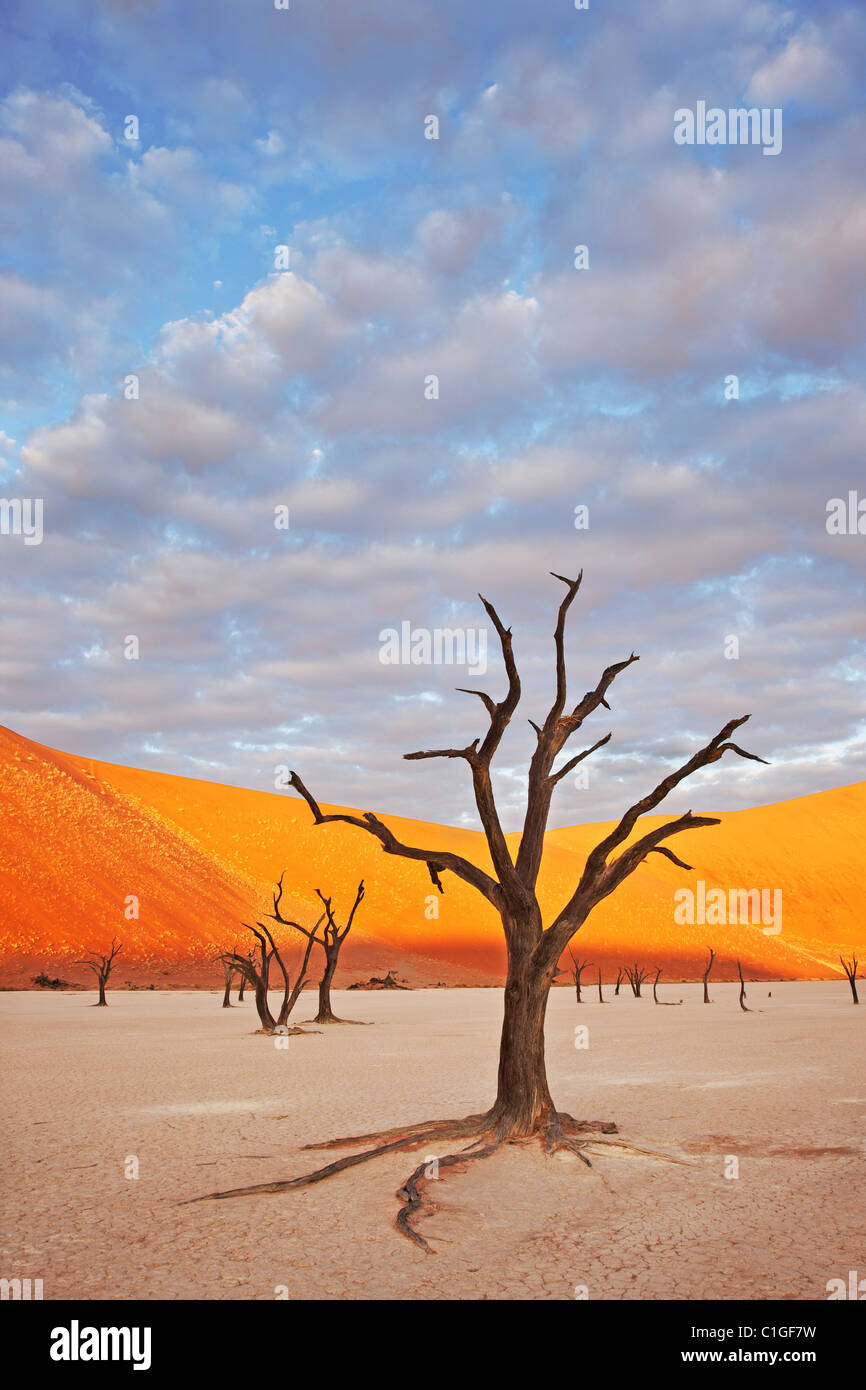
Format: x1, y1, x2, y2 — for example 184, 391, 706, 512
194, 571, 765, 1248
614, 966, 622, 996
840, 954, 859, 1004
270, 877, 366, 1024
220, 909, 322, 1034
76, 938, 122, 1006
736, 959, 751, 1012
653, 967, 682, 1005
596, 966, 606, 1003
566, 951, 592, 1003
702, 947, 715, 1004
217, 952, 239, 1007
221, 960, 233, 1008
624, 963, 650, 998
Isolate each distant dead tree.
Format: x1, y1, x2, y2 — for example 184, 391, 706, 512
270, 877, 366, 1024
653, 967, 682, 1005
624, 963, 650, 998
596, 966, 606, 1003
194, 571, 764, 1248
566, 950, 593, 1003
840, 954, 859, 1004
217, 953, 237, 1008
220, 909, 323, 1035
736, 959, 751, 1012
76, 938, 122, 1006
702, 947, 715, 1003
614, 967, 623, 996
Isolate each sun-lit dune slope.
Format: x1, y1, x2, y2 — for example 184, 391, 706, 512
0, 724, 862, 986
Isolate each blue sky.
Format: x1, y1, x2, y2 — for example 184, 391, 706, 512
1, 0, 864, 829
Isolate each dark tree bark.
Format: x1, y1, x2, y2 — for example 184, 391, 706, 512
196, 572, 765, 1247
840, 954, 859, 1004
567, 950, 592, 1003
76, 938, 122, 1006
624, 963, 650, 998
737, 959, 751, 1012
614, 967, 622, 996
702, 947, 715, 1003
217, 954, 236, 1007
270, 879, 366, 1024
597, 966, 605, 1003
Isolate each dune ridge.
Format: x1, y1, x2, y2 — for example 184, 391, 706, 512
0, 724, 862, 988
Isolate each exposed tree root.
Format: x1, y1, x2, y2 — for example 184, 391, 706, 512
254, 1025, 321, 1037
302, 1016, 371, 1026
187, 1107, 689, 1248
396, 1140, 502, 1251
300, 1111, 490, 1151
579, 1136, 691, 1165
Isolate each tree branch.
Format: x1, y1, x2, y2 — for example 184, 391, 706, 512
288, 771, 503, 908
515, 575, 639, 892
537, 715, 767, 970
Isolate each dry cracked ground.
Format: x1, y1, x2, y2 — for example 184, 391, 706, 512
1, 983, 863, 1300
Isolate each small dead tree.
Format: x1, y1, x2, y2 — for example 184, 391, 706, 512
218, 945, 246, 1011
840, 954, 859, 1004
614, 966, 622, 996
736, 959, 751, 1012
270, 877, 366, 1024
702, 947, 715, 1004
237, 956, 250, 1001
76, 938, 122, 1006
217, 952, 239, 1007
221, 910, 322, 1035
624, 963, 650, 998
596, 966, 605, 1003
194, 571, 764, 1248
566, 951, 592, 1004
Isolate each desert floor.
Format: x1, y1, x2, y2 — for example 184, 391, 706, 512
1, 983, 863, 1301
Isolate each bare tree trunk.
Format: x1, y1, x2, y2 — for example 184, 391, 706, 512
737, 959, 750, 1012
237, 973, 246, 1001
614, 967, 622, 996
254, 966, 277, 1032
222, 977, 232, 1007
702, 947, 715, 1003
315, 950, 339, 1023
489, 947, 555, 1138
597, 966, 605, 1003
652, 968, 661, 1004
97, 978, 107, 1006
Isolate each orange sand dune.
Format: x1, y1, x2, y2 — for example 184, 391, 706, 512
0, 725, 862, 987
